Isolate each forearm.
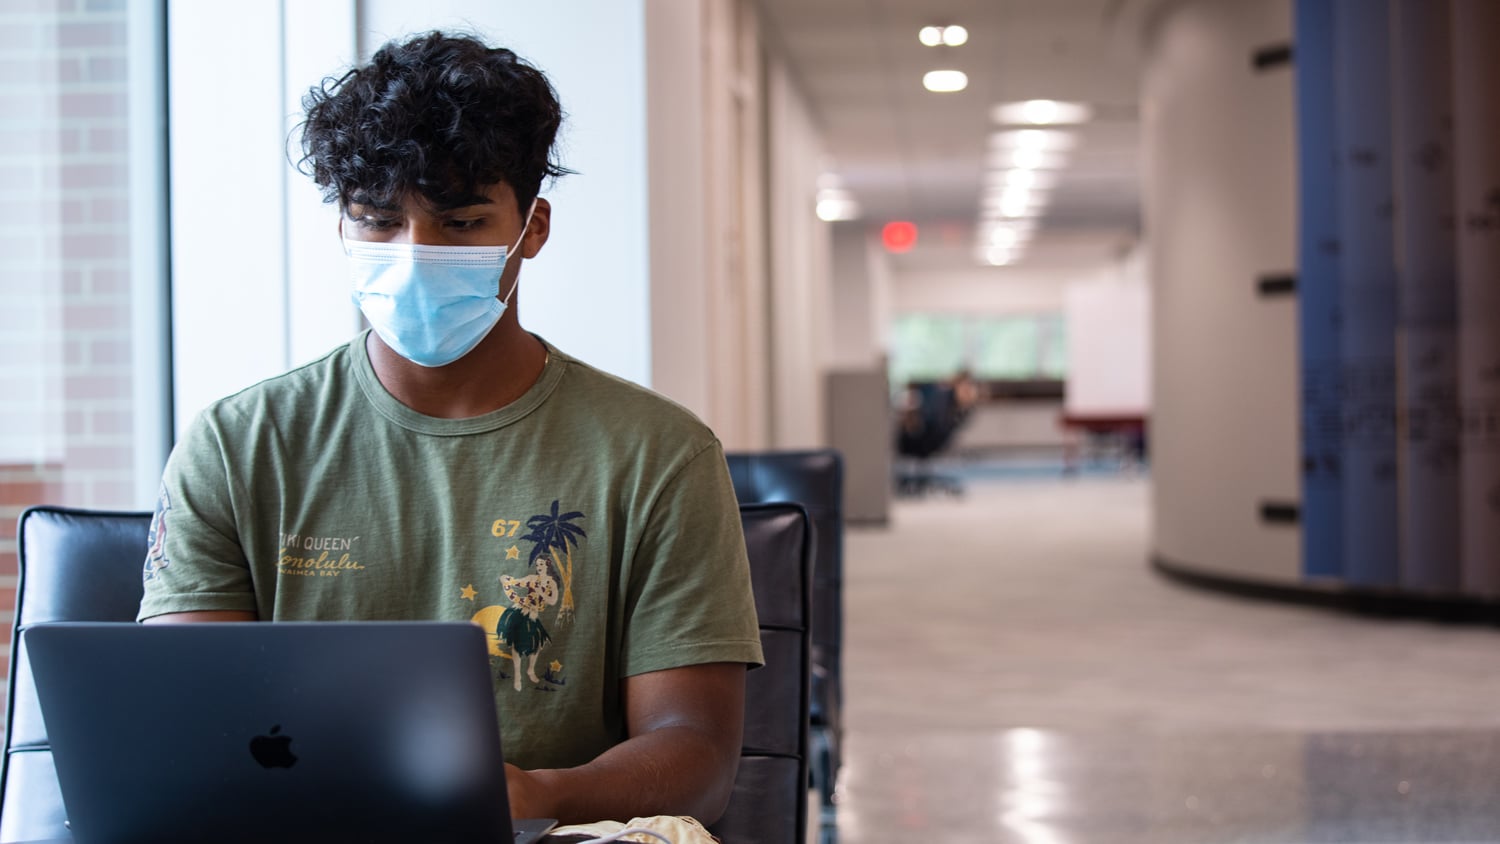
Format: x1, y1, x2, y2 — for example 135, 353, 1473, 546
515, 724, 738, 825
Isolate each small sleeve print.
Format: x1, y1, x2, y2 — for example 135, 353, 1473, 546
137, 412, 257, 620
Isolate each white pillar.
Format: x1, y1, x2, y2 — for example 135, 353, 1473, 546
1145, 0, 1300, 584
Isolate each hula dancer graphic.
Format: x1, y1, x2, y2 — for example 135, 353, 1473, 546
521, 500, 587, 622
497, 557, 559, 690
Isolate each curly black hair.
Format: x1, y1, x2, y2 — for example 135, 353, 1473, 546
298, 32, 569, 213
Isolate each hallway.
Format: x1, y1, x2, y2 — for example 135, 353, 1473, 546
834, 474, 1500, 842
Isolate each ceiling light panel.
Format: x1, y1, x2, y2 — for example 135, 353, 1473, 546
984, 169, 1059, 190
815, 188, 861, 222
919, 25, 967, 47
1002, 147, 1070, 170
923, 70, 968, 93
992, 100, 1094, 126
989, 129, 1078, 151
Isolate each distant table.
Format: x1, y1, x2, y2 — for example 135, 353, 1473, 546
1060, 413, 1148, 471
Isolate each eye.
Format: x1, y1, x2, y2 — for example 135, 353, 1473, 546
355, 216, 400, 231
445, 217, 485, 231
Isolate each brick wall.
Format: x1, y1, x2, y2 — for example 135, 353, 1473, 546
0, 0, 139, 705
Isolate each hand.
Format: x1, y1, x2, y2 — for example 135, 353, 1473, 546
505, 762, 554, 820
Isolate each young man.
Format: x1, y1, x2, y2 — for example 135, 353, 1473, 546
137, 32, 764, 826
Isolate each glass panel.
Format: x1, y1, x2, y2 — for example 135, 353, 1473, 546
0, 2, 166, 578
1040, 312, 1069, 378
972, 317, 1041, 379
889, 314, 966, 388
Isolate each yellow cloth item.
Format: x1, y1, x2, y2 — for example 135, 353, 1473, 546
549, 815, 719, 843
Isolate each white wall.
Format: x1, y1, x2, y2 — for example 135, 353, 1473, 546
695, 0, 773, 450
1065, 278, 1151, 416
766, 55, 833, 448
890, 267, 1071, 317
829, 223, 883, 370
643, 0, 709, 418
168, 0, 294, 433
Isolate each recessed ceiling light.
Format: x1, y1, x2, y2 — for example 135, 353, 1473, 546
992, 100, 1093, 125
987, 147, 1069, 171
985, 226, 1024, 248
923, 70, 968, 93
987, 169, 1058, 190
815, 188, 861, 222
1008, 148, 1067, 170
982, 189, 1047, 219
984, 246, 1017, 266
920, 25, 967, 47
989, 129, 1077, 151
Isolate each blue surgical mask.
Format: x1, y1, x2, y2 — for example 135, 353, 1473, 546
345, 202, 536, 368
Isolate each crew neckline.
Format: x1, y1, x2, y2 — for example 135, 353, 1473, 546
349, 330, 568, 436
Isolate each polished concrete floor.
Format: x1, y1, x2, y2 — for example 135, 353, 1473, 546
831, 473, 1500, 843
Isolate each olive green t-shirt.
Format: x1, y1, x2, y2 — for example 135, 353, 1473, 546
138, 332, 764, 770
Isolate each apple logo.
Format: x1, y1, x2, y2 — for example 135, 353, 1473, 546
249, 725, 298, 769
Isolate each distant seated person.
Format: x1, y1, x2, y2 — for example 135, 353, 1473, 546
137, 32, 763, 828
950, 369, 981, 420
895, 374, 976, 496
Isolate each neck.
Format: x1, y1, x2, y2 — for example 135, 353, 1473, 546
366, 318, 548, 419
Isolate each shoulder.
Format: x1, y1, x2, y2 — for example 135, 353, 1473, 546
546, 346, 719, 451
178, 340, 354, 455
195, 341, 355, 432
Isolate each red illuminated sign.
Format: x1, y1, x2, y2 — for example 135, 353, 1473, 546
882, 221, 918, 253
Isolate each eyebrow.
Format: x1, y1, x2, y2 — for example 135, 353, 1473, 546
344, 195, 399, 213
427, 193, 495, 213
345, 193, 495, 214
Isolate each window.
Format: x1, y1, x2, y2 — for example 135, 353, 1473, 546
890, 312, 1068, 387
0, 1, 169, 581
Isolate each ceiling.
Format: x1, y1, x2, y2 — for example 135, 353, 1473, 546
756, 0, 1163, 271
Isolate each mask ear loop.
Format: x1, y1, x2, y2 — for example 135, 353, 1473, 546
499, 198, 539, 306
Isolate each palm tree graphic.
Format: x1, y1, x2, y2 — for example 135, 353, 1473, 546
522, 500, 586, 622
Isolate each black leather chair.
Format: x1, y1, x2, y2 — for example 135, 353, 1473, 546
3, 505, 814, 843
708, 503, 813, 844
725, 451, 843, 837
2, 506, 151, 843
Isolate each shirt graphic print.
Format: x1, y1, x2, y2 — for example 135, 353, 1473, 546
467, 499, 586, 692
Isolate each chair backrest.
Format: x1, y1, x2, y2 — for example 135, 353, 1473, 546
3, 505, 812, 843
2, 506, 151, 843
897, 382, 963, 458
709, 503, 813, 844
724, 452, 843, 730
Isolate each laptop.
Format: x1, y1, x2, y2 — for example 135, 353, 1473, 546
23, 622, 557, 844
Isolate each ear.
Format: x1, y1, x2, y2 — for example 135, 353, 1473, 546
521, 197, 551, 259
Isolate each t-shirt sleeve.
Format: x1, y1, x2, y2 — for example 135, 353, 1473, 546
619, 439, 765, 676
136, 411, 259, 621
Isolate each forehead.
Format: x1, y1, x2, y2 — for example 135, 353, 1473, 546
347, 181, 518, 212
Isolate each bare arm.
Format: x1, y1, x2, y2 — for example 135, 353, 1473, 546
505, 662, 746, 825
142, 611, 258, 623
